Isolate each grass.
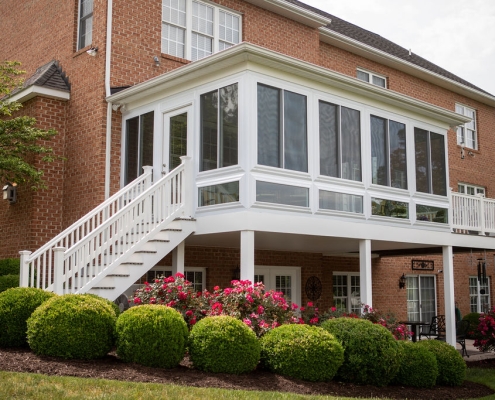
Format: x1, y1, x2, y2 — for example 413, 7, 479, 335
2, 369, 495, 400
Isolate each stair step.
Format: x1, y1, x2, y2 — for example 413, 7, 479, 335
121, 262, 144, 265
149, 239, 170, 243
107, 274, 130, 277
92, 287, 115, 290
135, 250, 157, 254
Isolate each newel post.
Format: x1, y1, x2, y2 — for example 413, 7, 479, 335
19, 250, 32, 287
53, 247, 66, 295
142, 165, 153, 190
180, 156, 193, 217
477, 193, 485, 235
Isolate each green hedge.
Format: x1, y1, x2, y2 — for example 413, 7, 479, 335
0, 287, 56, 347
0, 274, 19, 293
116, 305, 188, 368
260, 324, 344, 382
463, 313, 481, 339
393, 341, 438, 388
321, 317, 400, 386
416, 339, 466, 386
0, 258, 20, 276
188, 316, 260, 374
27, 294, 117, 359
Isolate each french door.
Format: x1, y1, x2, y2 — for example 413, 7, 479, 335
406, 275, 436, 327
162, 107, 190, 176
254, 266, 301, 306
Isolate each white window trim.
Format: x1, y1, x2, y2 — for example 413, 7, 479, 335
77, 0, 93, 50
162, 0, 242, 61
455, 103, 477, 150
356, 68, 387, 88
469, 276, 491, 313
255, 266, 301, 306
333, 271, 361, 313
458, 182, 485, 197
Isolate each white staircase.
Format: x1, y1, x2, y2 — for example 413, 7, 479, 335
19, 157, 195, 301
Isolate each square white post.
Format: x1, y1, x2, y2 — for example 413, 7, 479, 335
359, 239, 372, 308
172, 241, 185, 275
19, 250, 32, 287
443, 245, 456, 346
180, 156, 193, 217
240, 230, 255, 283
53, 247, 66, 295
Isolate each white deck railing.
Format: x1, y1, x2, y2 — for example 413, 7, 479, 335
20, 157, 193, 293
451, 192, 495, 235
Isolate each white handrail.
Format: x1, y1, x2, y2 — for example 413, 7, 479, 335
20, 166, 153, 290
451, 192, 495, 234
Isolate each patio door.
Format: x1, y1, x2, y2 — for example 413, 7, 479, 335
162, 107, 190, 176
254, 266, 301, 306
406, 275, 436, 327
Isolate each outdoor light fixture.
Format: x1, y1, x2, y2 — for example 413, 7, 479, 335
2, 182, 17, 204
86, 46, 98, 56
399, 273, 406, 289
153, 56, 160, 67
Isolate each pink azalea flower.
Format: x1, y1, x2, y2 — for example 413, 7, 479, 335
186, 310, 193, 317
243, 318, 252, 326
307, 302, 314, 307
175, 272, 185, 278
214, 286, 220, 291
150, 297, 156, 304
257, 305, 264, 314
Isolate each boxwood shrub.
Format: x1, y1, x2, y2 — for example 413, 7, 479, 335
416, 339, 466, 386
321, 317, 400, 386
393, 341, 438, 388
463, 313, 481, 339
0, 287, 56, 347
27, 294, 117, 359
0, 274, 19, 293
260, 324, 344, 382
116, 305, 188, 368
188, 315, 260, 374
0, 258, 20, 276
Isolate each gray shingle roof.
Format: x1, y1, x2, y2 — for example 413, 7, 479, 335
284, 0, 492, 96
22, 60, 70, 92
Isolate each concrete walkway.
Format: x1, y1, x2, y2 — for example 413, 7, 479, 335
459, 339, 495, 361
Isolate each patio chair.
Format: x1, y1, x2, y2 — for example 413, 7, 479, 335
456, 319, 470, 357
419, 315, 446, 340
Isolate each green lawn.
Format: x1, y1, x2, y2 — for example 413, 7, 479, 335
2, 369, 495, 400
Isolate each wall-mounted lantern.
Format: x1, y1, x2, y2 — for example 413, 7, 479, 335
2, 182, 17, 204
399, 273, 406, 289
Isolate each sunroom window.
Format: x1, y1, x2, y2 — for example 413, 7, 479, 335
124, 112, 154, 185
414, 128, 446, 196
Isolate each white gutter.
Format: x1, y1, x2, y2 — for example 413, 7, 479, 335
319, 27, 495, 108
104, 0, 113, 199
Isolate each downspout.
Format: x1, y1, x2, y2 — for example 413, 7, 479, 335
104, 0, 113, 199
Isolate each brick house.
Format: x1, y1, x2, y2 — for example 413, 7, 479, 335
1, 0, 495, 345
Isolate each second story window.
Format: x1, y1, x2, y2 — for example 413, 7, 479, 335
78, 0, 93, 50
458, 183, 485, 197
357, 69, 386, 88
162, 0, 241, 61
414, 128, 446, 196
455, 104, 477, 149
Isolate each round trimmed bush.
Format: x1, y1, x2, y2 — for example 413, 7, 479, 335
463, 313, 481, 339
260, 324, 344, 381
0, 274, 19, 293
188, 316, 260, 374
321, 317, 400, 386
0, 287, 56, 347
416, 339, 466, 386
84, 293, 121, 317
393, 341, 438, 388
116, 305, 188, 368
27, 294, 117, 359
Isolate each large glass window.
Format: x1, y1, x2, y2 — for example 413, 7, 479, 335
370, 115, 407, 189
125, 112, 154, 185
169, 113, 187, 170
78, 0, 93, 50
162, 0, 241, 61
470, 276, 490, 313
455, 104, 477, 150
319, 101, 361, 181
333, 273, 361, 314
414, 128, 446, 196
371, 198, 408, 219
256, 181, 309, 207
200, 83, 238, 172
319, 190, 363, 214
416, 205, 448, 223
258, 84, 308, 172
199, 181, 239, 206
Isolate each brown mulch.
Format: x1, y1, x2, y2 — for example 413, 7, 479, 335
0, 348, 493, 399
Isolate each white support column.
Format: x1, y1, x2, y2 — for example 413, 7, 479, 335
53, 247, 66, 295
180, 156, 193, 217
240, 230, 255, 283
172, 241, 185, 276
359, 239, 372, 308
443, 245, 456, 347
19, 250, 32, 287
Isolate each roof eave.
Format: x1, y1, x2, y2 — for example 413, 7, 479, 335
319, 27, 495, 108
8, 85, 70, 103
107, 43, 470, 128
243, 0, 331, 28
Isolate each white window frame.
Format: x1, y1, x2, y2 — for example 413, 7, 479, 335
356, 68, 387, 88
333, 272, 361, 314
469, 276, 491, 313
455, 104, 477, 150
458, 182, 485, 197
161, 0, 242, 61
77, 0, 93, 50
254, 266, 301, 306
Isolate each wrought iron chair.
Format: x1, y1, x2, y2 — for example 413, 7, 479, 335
456, 319, 470, 357
419, 315, 446, 340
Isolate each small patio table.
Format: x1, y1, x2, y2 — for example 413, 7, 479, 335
399, 320, 427, 342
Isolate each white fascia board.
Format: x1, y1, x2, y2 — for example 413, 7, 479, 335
319, 27, 495, 108
107, 43, 469, 127
8, 85, 70, 103
243, 0, 331, 28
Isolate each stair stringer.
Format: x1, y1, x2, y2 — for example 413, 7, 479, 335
77, 218, 196, 301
